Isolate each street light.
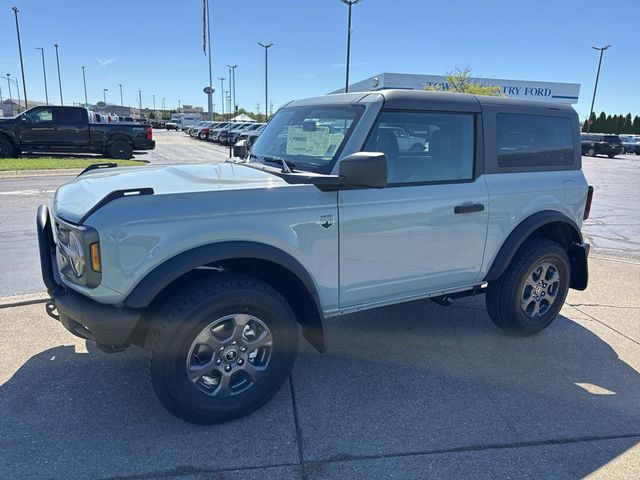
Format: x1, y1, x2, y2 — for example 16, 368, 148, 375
54, 44, 63, 105
36, 48, 49, 105
178, 99, 181, 112
258, 43, 273, 121
4, 74, 21, 114
587, 44, 612, 133
339, 0, 362, 93
205, 0, 213, 120
217, 77, 225, 117
138, 90, 142, 114
81, 66, 88, 108
3, 75, 14, 115
103, 88, 108, 105
12, 7, 28, 108
119, 84, 124, 116
227, 64, 237, 117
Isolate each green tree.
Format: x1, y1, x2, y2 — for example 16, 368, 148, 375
633, 116, 640, 134
624, 113, 633, 134
583, 112, 596, 132
424, 67, 502, 96
595, 112, 607, 132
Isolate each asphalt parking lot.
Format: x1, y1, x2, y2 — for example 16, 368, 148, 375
0, 132, 639, 479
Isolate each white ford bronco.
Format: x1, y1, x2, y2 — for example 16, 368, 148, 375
37, 90, 593, 424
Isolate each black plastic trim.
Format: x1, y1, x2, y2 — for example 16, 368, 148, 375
78, 187, 154, 225
484, 210, 584, 282
36, 205, 64, 297
77, 162, 118, 177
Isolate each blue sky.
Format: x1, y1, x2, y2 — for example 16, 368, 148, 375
0, 0, 637, 120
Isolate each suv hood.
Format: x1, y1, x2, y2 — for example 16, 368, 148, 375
54, 162, 287, 224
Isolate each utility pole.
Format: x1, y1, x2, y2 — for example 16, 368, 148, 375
587, 45, 612, 133
54, 44, 63, 105
258, 43, 273, 121
227, 64, 237, 117
4, 75, 14, 116
81, 66, 88, 108
103, 88, 108, 105
36, 48, 49, 105
12, 7, 28, 108
138, 90, 142, 115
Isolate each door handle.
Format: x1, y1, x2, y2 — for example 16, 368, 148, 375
454, 203, 485, 214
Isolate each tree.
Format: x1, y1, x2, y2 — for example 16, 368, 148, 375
583, 112, 596, 132
633, 116, 640, 135
424, 67, 502, 96
595, 112, 607, 132
624, 113, 633, 134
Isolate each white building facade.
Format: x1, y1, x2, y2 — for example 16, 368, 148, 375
333, 72, 580, 104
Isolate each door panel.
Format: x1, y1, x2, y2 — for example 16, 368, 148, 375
338, 180, 489, 308
18, 107, 56, 145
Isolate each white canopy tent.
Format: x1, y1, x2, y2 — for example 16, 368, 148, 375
230, 113, 256, 122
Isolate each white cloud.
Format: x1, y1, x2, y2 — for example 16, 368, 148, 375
96, 57, 118, 68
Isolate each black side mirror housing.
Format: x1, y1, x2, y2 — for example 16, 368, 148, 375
338, 152, 387, 188
20, 114, 28, 123
232, 139, 248, 159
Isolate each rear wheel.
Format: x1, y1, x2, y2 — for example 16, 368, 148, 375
107, 141, 133, 159
486, 238, 570, 336
608, 153, 616, 158
587, 148, 596, 157
145, 274, 299, 424
0, 137, 17, 158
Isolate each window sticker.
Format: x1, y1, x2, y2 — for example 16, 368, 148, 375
286, 125, 332, 157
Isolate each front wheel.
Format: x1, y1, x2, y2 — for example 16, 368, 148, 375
107, 141, 133, 159
608, 154, 616, 159
486, 238, 570, 336
0, 137, 17, 158
587, 148, 596, 157
145, 274, 299, 424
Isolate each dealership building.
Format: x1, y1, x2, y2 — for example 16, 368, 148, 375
332, 72, 581, 104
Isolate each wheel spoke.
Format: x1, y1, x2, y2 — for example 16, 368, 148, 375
546, 268, 558, 284
241, 361, 264, 383
246, 330, 273, 350
216, 372, 233, 397
232, 314, 252, 338
532, 301, 541, 317
188, 359, 217, 382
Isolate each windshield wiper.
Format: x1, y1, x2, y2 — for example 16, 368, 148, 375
262, 156, 295, 173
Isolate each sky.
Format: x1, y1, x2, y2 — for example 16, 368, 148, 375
0, 0, 638, 120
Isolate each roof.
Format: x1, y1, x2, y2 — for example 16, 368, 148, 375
230, 113, 256, 122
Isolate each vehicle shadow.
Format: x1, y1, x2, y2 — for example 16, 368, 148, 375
17, 152, 149, 162
1, 296, 638, 478
293, 295, 640, 476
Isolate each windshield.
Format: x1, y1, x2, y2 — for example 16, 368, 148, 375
250, 105, 363, 173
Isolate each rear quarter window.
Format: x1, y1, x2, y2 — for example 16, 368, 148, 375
497, 113, 574, 167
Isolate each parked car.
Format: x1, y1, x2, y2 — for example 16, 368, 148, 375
165, 119, 180, 131
206, 122, 230, 141
580, 133, 623, 158
209, 122, 243, 143
194, 121, 222, 140
0, 105, 155, 159
218, 123, 254, 145
237, 124, 266, 150
619, 134, 640, 155
188, 121, 210, 137
227, 123, 264, 146
37, 90, 591, 424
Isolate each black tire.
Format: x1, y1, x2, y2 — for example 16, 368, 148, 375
145, 274, 299, 424
608, 154, 615, 159
107, 141, 133, 159
198, 132, 206, 140
486, 238, 570, 336
0, 137, 17, 158
587, 148, 596, 157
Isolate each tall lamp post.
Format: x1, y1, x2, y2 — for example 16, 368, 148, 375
205, 0, 214, 120
36, 48, 49, 105
587, 44, 612, 133
138, 90, 142, 117
54, 44, 63, 105
81, 66, 88, 108
119, 84, 124, 116
217, 77, 225, 117
103, 88, 108, 105
4, 75, 14, 115
227, 64, 237, 117
12, 7, 28, 108
4, 74, 20, 113
340, 0, 362, 93
258, 43, 273, 121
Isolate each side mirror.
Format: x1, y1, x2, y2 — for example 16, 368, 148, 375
20, 114, 28, 123
232, 139, 248, 159
338, 152, 387, 188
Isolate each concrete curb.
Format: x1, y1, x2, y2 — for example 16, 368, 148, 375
0, 168, 83, 178
0, 291, 49, 309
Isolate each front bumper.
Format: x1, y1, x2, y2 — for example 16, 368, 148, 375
37, 205, 140, 352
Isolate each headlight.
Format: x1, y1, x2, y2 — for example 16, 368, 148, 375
67, 230, 86, 277
54, 219, 101, 287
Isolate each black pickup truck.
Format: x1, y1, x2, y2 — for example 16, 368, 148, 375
0, 106, 155, 159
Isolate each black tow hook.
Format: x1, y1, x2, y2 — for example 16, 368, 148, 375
45, 301, 60, 320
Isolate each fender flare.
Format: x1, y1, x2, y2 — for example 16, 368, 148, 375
123, 241, 326, 351
484, 210, 583, 283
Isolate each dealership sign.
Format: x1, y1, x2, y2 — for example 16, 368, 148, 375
337, 72, 581, 104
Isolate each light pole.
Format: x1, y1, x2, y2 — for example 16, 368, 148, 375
36, 48, 49, 105
81, 66, 88, 108
4, 75, 14, 115
205, 0, 214, 120
118, 84, 124, 116
587, 44, 612, 133
54, 44, 63, 105
103, 88, 108, 105
227, 64, 237, 117
5, 74, 20, 113
217, 77, 225, 117
258, 43, 273, 121
138, 90, 142, 116
12, 7, 28, 108
340, 0, 362, 93
178, 99, 181, 112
